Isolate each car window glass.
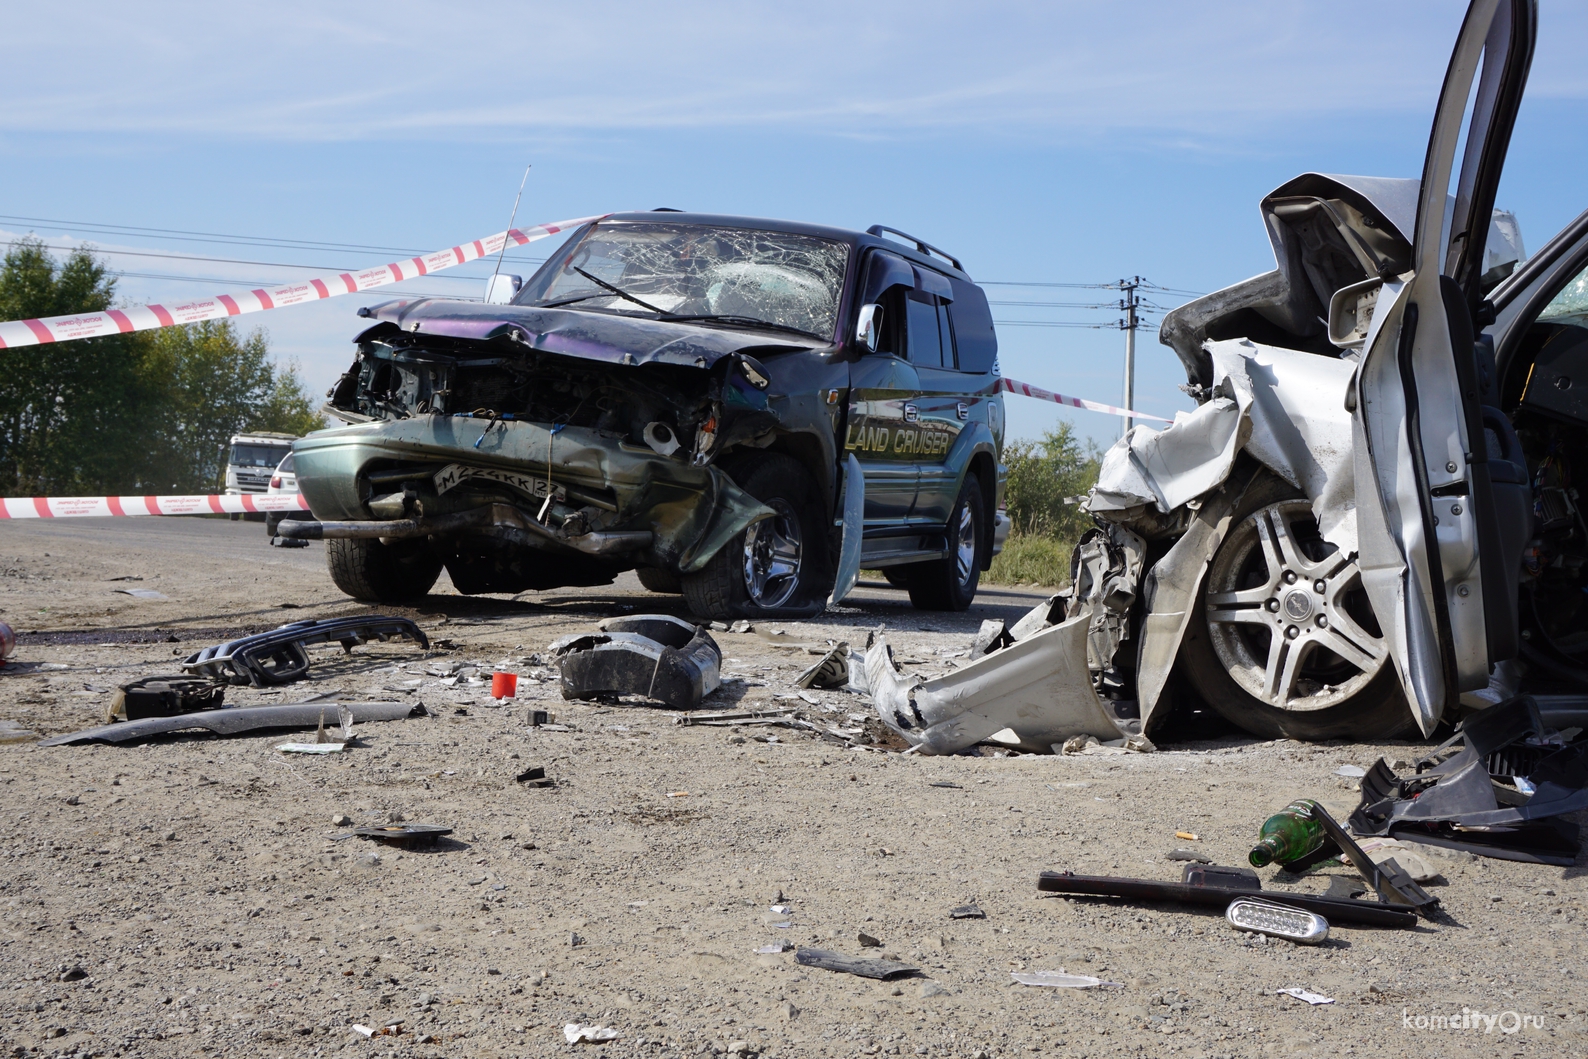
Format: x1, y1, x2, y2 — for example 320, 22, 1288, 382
1537, 264, 1588, 329
936, 302, 956, 369
906, 294, 944, 368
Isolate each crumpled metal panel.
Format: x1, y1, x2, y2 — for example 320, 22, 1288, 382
865, 619, 1120, 754
1087, 380, 1250, 514
294, 417, 772, 573
40, 701, 425, 746
1208, 339, 1359, 555
358, 300, 822, 371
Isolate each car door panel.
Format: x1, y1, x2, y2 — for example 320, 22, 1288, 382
846, 351, 921, 525
1351, 0, 1535, 733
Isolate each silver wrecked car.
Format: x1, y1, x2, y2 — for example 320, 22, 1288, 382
1065, 0, 1587, 742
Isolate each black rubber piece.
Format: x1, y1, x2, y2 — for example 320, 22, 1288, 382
326, 537, 443, 603
635, 566, 683, 594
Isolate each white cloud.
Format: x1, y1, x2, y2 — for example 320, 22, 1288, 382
9, 1, 1557, 146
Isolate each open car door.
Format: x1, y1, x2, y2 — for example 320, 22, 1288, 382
1351, 0, 1536, 734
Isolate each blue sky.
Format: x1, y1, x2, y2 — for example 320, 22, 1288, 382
2, 1, 1584, 450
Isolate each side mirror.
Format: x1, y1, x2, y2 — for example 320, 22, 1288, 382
855, 303, 882, 352
1328, 277, 1382, 350
484, 274, 522, 305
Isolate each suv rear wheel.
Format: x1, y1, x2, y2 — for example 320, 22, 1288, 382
681, 453, 823, 620
903, 473, 985, 611
326, 537, 443, 603
635, 567, 683, 594
1179, 475, 1411, 740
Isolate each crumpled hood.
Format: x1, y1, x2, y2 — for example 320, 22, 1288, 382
357, 297, 823, 368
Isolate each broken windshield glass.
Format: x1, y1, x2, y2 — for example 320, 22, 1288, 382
519, 222, 849, 340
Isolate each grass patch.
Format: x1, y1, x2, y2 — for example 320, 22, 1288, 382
984, 532, 1073, 588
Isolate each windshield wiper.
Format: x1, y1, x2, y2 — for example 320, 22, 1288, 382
571, 267, 667, 315
658, 313, 824, 340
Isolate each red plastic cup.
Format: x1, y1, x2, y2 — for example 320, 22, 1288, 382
491, 671, 518, 699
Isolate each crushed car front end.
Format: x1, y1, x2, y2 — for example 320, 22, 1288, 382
286, 214, 855, 605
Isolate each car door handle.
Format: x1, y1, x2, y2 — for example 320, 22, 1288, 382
956, 402, 970, 421
903, 404, 920, 422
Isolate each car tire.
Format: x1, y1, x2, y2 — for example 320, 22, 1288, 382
881, 568, 914, 589
905, 473, 985, 612
635, 567, 683, 594
326, 537, 443, 603
1179, 474, 1413, 741
680, 453, 825, 620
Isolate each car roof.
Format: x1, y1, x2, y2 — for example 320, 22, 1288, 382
599, 211, 975, 282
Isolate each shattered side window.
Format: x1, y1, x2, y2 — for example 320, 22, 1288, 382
1537, 265, 1588, 329
519, 222, 849, 340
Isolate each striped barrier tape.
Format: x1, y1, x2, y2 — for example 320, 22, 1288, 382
0, 213, 606, 350
0, 493, 310, 519
999, 377, 1171, 423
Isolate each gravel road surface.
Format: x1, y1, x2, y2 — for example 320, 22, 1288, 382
0, 517, 1582, 1058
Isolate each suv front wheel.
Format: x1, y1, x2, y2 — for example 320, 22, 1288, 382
681, 453, 824, 620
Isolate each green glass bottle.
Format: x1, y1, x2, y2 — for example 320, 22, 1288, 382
1248, 799, 1326, 868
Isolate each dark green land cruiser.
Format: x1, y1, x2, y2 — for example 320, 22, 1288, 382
285, 212, 1009, 619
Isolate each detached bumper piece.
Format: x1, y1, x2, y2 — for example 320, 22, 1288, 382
1350, 694, 1588, 866
552, 615, 721, 710
40, 700, 426, 746
182, 616, 429, 686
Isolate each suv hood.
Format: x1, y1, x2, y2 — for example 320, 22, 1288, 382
358, 297, 824, 369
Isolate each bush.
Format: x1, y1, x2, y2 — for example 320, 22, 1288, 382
983, 424, 1103, 587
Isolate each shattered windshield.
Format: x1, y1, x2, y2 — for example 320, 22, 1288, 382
1538, 267, 1588, 330
519, 222, 849, 340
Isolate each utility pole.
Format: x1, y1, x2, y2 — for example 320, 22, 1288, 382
1118, 276, 1142, 438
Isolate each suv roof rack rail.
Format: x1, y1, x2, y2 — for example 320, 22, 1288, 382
867, 225, 963, 272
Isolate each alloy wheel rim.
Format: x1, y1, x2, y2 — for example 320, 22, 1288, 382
742, 498, 802, 608
1204, 500, 1387, 711
954, 503, 976, 586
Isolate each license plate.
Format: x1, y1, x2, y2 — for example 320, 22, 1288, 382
432, 463, 566, 502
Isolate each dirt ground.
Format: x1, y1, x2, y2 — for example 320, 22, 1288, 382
0, 516, 1583, 1059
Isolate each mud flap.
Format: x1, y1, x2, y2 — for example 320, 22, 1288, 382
829, 453, 864, 605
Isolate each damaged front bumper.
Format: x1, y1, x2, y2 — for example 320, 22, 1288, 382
290, 416, 772, 575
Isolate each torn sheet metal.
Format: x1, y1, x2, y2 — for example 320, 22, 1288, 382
1059, 523, 1147, 702
182, 616, 429, 687
553, 614, 721, 709
866, 617, 1120, 754
40, 701, 425, 746
1087, 374, 1251, 514
1207, 339, 1359, 555
829, 452, 864, 604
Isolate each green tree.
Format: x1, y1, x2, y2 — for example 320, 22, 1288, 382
0, 238, 156, 494
0, 239, 326, 495
1001, 422, 1103, 543
137, 321, 325, 491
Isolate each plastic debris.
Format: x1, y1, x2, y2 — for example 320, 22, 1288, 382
1276, 988, 1335, 1006
795, 643, 850, 689
1334, 764, 1367, 778
756, 942, 794, 954
949, 904, 985, 919
492, 671, 518, 699
1011, 971, 1123, 989
794, 947, 918, 980
516, 766, 554, 788
277, 705, 355, 754
564, 1024, 621, 1044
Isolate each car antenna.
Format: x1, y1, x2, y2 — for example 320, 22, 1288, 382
489, 165, 532, 291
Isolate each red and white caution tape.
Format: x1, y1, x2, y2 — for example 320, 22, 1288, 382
0, 214, 606, 350
1000, 377, 1171, 423
0, 493, 309, 519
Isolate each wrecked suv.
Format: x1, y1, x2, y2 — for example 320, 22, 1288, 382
286, 214, 1008, 619
1068, 0, 1588, 743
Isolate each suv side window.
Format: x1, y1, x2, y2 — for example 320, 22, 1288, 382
946, 279, 997, 374
906, 291, 948, 368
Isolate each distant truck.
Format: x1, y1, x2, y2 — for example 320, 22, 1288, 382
224, 432, 297, 519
